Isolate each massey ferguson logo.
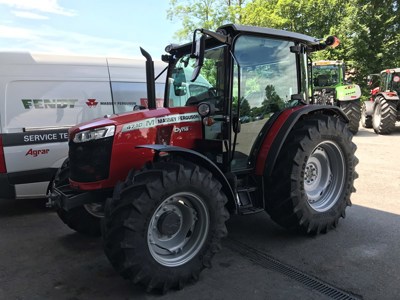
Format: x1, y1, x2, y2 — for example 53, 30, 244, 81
22, 99, 78, 109
86, 99, 98, 107
25, 148, 50, 157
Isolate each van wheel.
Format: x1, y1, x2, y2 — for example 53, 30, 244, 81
102, 160, 229, 293
265, 114, 358, 235
53, 159, 104, 237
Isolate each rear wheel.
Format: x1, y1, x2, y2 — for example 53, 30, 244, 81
53, 159, 104, 237
372, 98, 397, 134
102, 160, 229, 293
265, 114, 358, 235
340, 100, 361, 134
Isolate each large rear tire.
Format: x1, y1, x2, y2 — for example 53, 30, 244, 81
372, 97, 397, 134
340, 100, 361, 134
102, 160, 229, 293
265, 114, 358, 235
53, 159, 104, 237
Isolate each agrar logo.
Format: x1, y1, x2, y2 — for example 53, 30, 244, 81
26, 148, 50, 157
86, 99, 98, 107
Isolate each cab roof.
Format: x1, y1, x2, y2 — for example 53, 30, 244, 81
166, 24, 325, 56
218, 24, 321, 45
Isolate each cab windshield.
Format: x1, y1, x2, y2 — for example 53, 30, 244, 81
312, 64, 342, 87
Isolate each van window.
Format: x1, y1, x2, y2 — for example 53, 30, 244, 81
111, 82, 165, 113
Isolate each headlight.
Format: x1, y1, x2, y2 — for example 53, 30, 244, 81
73, 125, 115, 143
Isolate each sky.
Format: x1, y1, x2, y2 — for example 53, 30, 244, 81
0, 0, 182, 59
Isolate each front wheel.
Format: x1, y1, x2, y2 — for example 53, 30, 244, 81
265, 114, 358, 235
102, 160, 229, 293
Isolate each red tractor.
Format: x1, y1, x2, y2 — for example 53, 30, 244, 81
362, 69, 400, 134
50, 24, 358, 292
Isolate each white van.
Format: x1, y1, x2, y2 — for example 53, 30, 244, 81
0, 51, 166, 200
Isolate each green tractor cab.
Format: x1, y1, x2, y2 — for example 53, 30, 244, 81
311, 60, 361, 134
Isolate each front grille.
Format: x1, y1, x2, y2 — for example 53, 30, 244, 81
69, 136, 114, 182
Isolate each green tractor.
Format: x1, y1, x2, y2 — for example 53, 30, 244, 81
311, 60, 362, 134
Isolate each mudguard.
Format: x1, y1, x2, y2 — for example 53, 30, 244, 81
363, 100, 374, 117
255, 105, 348, 177
136, 144, 236, 204
376, 92, 399, 102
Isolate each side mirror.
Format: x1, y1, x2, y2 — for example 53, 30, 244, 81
190, 33, 205, 82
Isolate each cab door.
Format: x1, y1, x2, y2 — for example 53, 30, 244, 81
231, 35, 300, 171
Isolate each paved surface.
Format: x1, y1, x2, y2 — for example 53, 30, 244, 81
1, 125, 400, 300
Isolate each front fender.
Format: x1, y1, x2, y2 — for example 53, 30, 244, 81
136, 144, 236, 207
256, 105, 348, 177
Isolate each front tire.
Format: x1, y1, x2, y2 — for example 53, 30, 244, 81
372, 98, 397, 134
340, 100, 361, 134
102, 160, 229, 293
265, 114, 358, 235
53, 159, 104, 237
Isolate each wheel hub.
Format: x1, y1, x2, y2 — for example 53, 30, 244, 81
305, 164, 318, 184
157, 211, 182, 236
303, 142, 345, 212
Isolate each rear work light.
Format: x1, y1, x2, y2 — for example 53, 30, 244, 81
0, 135, 6, 173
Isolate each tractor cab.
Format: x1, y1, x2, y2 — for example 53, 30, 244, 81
162, 25, 331, 175
312, 60, 345, 88
379, 69, 400, 95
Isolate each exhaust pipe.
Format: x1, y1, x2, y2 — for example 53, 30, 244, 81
140, 47, 156, 109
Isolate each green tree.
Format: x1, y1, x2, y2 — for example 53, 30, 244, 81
263, 85, 285, 113
168, 0, 400, 99
241, 0, 348, 38
168, 0, 247, 41
240, 98, 251, 116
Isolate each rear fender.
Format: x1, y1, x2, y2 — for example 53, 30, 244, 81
136, 144, 236, 209
363, 100, 374, 117
256, 105, 348, 177
376, 92, 399, 102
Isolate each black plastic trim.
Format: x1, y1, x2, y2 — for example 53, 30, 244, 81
0, 173, 16, 199
7, 168, 57, 185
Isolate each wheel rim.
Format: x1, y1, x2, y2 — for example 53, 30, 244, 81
84, 203, 104, 218
304, 141, 346, 212
147, 192, 209, 267
373, 103, 381, 129
361, 104, 366, 125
